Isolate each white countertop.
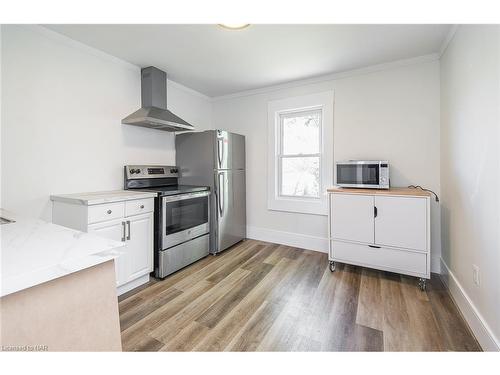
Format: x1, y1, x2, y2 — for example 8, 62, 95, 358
50, 190, 157, 205
0, 209, 125, 297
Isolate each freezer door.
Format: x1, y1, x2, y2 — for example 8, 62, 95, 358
176, 130, 217, 187
214, 130, 245, 170
214, 169, 246, 253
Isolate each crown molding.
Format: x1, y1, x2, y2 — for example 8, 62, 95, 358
212, 53, 439, 102
439, 25, 459, 58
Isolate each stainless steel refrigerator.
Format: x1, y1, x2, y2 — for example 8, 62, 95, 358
176, 130, 246, 254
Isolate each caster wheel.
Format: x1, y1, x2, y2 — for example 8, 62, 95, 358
329, 261, 336, 272
418, 278, 427, 291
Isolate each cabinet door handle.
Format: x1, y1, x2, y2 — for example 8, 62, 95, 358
368, 245, 381, 249
107, 209, 112, 214
126, 220, 131, 240
140, 204, 144, 209
121, 221, 126, 242
374, 206, 378, 218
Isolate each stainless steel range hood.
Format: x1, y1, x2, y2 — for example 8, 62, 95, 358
122, 66, 194, 132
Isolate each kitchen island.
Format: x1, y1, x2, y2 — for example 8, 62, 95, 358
0, 209, 124, 351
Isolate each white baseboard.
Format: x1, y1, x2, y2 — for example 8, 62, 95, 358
440, 258, 499, 351
247, 226, 329, 253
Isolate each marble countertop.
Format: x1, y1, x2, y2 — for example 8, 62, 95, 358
50, 190, 157, 205
0, 209, 125, 297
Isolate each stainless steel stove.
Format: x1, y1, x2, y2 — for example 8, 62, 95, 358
124, 165, 210, 279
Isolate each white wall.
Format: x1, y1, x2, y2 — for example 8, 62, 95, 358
440, 25, 500, 350
1, 25, 212, 221
212, 58, 442, 271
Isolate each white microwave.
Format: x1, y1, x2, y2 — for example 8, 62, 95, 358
335, 160, 390, 189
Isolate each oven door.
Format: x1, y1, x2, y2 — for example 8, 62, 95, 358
336, 162, 381, 188
161, 191, 210, 249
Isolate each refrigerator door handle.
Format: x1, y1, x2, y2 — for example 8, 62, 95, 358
217, 138, 224, 168
218, 172, 224, 217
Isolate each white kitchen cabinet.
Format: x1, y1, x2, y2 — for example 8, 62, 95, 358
51, 190, 156, 295
88, 218, 127, 286
328, 187, 431, 289
125, 212, 154, 282
88, 212, 153, 287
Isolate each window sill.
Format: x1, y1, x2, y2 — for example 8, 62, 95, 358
267, 196, 328, 216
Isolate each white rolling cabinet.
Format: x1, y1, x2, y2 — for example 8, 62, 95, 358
51, 191, 156, 296
328, 187, 431, 290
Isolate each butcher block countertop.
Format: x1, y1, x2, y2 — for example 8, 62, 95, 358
327, 186, 432, 197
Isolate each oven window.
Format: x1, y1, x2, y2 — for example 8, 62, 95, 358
164, 196, 208, 235
337, 164, 379, 185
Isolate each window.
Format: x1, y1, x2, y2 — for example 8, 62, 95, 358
268, 91, 334, 215
279, 109, 321, 198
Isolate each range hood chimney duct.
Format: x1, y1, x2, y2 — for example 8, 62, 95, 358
122, 66, 194, 132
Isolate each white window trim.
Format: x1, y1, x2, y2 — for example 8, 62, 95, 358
267, 91, 334, 216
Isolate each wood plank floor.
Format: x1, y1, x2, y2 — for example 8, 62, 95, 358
118, 239, 481, 351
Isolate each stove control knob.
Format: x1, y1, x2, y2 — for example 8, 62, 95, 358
170, 168, 178, 174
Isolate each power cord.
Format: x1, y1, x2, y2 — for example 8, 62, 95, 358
407, 185, 440, 203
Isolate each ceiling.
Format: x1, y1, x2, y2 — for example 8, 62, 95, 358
45, 24, 450, 97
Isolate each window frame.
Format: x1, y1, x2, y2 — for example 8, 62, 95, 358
267, 91, 334, 216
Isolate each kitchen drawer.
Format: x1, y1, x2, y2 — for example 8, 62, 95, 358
88, 202, 125, 224
125, 198, 154, 217
332, 240, 427, 277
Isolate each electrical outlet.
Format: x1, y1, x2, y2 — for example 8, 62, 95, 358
473, 265, 480, 286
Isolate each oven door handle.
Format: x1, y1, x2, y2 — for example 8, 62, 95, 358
218, 172, 224, 217
162, 191, 210, 202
